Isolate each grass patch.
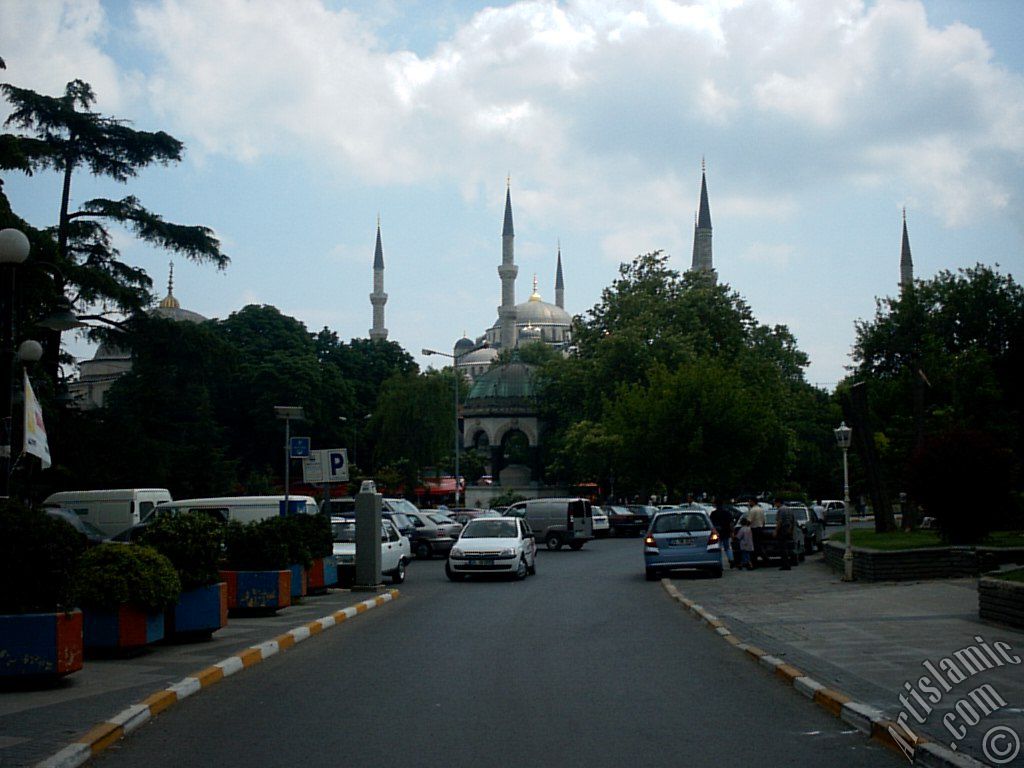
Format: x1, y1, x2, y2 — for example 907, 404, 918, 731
990, 568, 1024, 583
828, 529, 1024, 550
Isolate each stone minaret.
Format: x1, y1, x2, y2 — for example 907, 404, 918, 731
498, 179, 519, 349
690, 160, 715, 281
369, 217, 388, 341
900, 208, 914, 292
555, 241, 565, 309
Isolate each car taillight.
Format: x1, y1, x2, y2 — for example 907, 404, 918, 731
644, 535, 657, 550
708, 529, 720, 545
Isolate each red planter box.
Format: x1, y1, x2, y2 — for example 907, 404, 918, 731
307, 556, 338, 594
83, 604, 164, 650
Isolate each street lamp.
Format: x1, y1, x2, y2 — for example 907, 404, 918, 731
1, 229, 30, 497
834, 421, 853, 582
422, 342, 488, 508
339, 413, 371, 468
274, 405, 305, 513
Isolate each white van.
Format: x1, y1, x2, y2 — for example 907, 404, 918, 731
505, 497, 594, 551
43, 488, 173, 537
145, 495, 319, 525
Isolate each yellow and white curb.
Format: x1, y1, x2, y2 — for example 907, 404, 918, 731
660, 581, 988, 768
37, 590, 400, 768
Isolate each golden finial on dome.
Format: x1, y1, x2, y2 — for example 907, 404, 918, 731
529, 273, 541, 301
159, 260, 180, 309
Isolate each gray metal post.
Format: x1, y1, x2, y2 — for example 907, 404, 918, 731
284, 416, 291, 513
354, 481, 383, 589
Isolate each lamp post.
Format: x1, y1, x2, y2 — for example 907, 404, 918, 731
274, 406, 305, 513
1, 229, 30, 498
422, 343, 488, 508
834, 421, 853, 581
340, 414, 371, 468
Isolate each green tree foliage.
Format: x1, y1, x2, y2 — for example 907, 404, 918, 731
0, 79, 227, 379
540, 251, 828, 499
852, 264, 1024, 502
373, 370, 455, 477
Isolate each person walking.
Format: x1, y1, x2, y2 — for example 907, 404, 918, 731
747, 498, 767, 567
710, 498, 736, 569
735, 517, 755, 570
774, 499, 796, 571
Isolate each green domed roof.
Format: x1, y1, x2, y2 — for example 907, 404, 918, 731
465, 359, 537, 411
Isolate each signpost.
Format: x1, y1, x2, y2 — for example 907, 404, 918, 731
290, 436, 311, 458
302, 449, 350, 484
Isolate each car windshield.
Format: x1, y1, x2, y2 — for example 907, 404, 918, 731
793, 508, 809, 522
331, 521, 357, 543
765, 510, 777, 525
388, 499, 420, 515
462, 519, 517, 538
652, 513, 710, 534
388, 513, 413, 529
611, 506, 631, 515
428, 514, 456, 525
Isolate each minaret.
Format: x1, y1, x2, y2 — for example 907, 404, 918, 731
369, 216, 388, 341
690, 159, 715, 281
497, 178, 519, 349
555, 241, 565, 309
900, 208, 914, 292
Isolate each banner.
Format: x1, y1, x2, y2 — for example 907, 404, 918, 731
23, 370, 51, 469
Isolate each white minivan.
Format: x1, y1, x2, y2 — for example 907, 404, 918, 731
505, 497, 594, 551
145, 495, 319, 525
43, 488, 172, 537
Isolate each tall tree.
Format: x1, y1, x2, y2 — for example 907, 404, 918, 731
0, 79, 228, 379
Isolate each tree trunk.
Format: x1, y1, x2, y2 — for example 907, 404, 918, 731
842, 381, 896, 533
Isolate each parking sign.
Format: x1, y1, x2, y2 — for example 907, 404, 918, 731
302, 448, 349, 483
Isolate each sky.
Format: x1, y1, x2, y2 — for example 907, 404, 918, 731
1, 0, 1023, 390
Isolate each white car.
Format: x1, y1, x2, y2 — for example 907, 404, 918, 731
446, 516, 537, 581
590, 506, 610, 537
331, 516, 411, 585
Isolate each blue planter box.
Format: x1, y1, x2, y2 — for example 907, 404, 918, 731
220, 569, 291, 612
307, 556, 338, 594
168, 583, 227, 637
83, 605, 164, 649
0, 610, 83, 677
289, 564, 307, 599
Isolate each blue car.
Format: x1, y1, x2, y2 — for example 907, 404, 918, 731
643, 509, 723, 580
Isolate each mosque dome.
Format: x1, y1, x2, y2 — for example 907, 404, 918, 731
464, 358, 537, 415
460, 346, 499, 366
454, 336, 476, 355
513, 288, 571, 326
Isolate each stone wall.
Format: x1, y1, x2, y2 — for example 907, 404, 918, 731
823, 541, 1024, 581
978, 576, 1024, 629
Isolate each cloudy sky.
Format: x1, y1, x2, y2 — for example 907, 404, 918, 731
2, 0, 1022, 389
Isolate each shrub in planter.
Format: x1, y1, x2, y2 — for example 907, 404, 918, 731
139, 513, 228, 638
0, 502, 86, 677
75, 545, 181, 649
291, 514, 336, 593
221, 519, 292, 611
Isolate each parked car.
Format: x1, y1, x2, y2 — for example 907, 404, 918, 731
591, 506, 610, 538
822, 499, 847, 525
627, 504, 659, 529
505, 497, 594, 551
447, 508, 494, 526
602, 506, 645, 537
43, 488, 172, 537
321, 497, 356, 516
401, 509, 460, 559
331, 516, 410, 585
761, 508, 806, 563
788, 504, 824, 553
43, 507, 107, 546
643, 509, 723, 580
446, 516, 537, 581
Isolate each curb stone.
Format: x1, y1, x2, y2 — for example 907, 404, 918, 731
659, 579, 990, 768
36, 590, 400, 768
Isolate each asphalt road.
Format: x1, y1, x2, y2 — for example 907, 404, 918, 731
95, 537, 900, 767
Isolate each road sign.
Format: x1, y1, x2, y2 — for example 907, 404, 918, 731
302, 448, 349, 484
290, 436, 311, 458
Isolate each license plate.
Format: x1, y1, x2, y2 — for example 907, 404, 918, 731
669, 538, 695, 547
469, 558, 493, 566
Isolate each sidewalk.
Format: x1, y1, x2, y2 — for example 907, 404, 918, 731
0, 588, 397, 767
666, 551, 1024, 765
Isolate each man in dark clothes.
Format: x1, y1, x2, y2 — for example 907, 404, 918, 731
710, 498, 736, 569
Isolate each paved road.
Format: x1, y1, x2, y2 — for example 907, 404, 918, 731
95, 538, 899, 767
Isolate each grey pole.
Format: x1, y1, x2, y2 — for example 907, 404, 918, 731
284, 415, 291, 513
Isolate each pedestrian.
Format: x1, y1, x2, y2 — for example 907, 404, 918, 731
710, 497, 736, 569
747, 498, 767, 567
774, 499, 796, 571
735, 517, 754, 570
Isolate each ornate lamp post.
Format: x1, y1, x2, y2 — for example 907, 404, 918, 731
1, 229, 30, 497
834, 421, 854, 581
422, 343, 488, 508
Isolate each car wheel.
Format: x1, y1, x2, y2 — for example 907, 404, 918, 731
711, 567, 724, 578
569, 541, 584, 551
390, 559, 406, 585
444, 561, 462, 582
414, 541, 432, 560
545, 534, 562, 551
514, 556, 528, 580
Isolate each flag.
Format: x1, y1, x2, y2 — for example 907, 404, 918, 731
23, 370, 51, 469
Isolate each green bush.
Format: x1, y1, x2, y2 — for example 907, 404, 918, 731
0, 501, 85, 613
908, 429, 1018, 545
138, 512, 225, 591
261, 515, 313, 568
284, 513, 332, 562
222, 519, 290, 571
74, 545, 181, 612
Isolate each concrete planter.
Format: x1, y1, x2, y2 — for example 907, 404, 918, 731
167, 582, 228, 639
219, 569, 291, 614
288, 564, 308, 600
824, 541, 1024, 581
307, 556, 338, 595
83, 605, 165, 651
979, 576, 1024, 629
0, 610, 83, 678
